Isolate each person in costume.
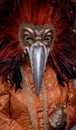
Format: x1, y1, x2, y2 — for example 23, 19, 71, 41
0, 0, 76, 130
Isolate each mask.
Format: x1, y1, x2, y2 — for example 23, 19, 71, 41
18, 23, 55, 95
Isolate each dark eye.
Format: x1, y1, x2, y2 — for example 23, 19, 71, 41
24, 35, 34, 42
43, 37, 52, 42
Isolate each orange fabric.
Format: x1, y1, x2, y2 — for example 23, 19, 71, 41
0, 64, 76, 130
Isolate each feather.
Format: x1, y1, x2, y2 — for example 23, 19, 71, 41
0, 0, 75, 90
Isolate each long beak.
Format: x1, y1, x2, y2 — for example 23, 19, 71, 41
24, 42, 50, 95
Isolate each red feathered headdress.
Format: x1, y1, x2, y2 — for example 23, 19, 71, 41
0, 0, 76, 90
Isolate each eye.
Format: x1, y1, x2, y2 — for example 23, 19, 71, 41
24, 35, 34, 42
43, 36, 52, 42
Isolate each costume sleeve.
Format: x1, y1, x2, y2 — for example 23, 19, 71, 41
65, 81, 76, 129
0, 78, 22, 130
50, 81, 76, 130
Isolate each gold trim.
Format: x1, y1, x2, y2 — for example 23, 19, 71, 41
21, 68, 36, 130
42, 81, 48, 130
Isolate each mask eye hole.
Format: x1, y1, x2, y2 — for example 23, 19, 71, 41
24, 35, 34, 42
43, 36, 52, 42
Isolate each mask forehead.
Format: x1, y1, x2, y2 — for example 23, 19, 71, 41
18, 23, 55, 35
34, 29, 44, 36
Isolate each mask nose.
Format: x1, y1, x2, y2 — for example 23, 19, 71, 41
24, 42, 50, 95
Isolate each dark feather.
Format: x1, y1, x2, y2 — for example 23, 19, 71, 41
12, 65, 22, 92
0, 38, 12, 51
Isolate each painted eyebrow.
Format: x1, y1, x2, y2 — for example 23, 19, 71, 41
24, 27, 33, 34
44, 28, 53, 34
